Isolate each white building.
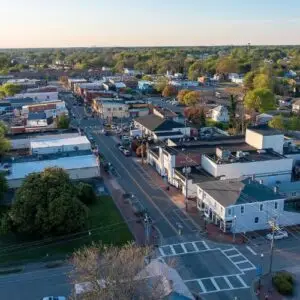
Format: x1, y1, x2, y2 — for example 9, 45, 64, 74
245, 126, 284, 155
9, 129, 81, 150
26, 112, 49, 127
201, 147, 293, 186
292, 99, 300, 113
210, 106, 229, 123
196, 177, 300, 233
14, 92, 59, 103
6, 154, 100, 188
22, 101, 68, 119
30, 136, 91, 155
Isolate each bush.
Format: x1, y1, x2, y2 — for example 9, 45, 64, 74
273, 272, 294, 295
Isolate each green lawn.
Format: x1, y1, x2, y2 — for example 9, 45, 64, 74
0, 196, 133, 265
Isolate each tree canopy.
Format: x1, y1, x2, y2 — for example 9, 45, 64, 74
177, 89, 190, 104
57, 114, 70, 129
244, 88, 276, 112
0, 83, 22, 97
253, 73, 274, 90
268, 115, 286, 130
162, 85, 177, 97
183, 91, 201, 106
4, 168, 88, 237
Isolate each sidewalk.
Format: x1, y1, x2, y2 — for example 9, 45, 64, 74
137, 161, 245, 245
101, 168, 158, 246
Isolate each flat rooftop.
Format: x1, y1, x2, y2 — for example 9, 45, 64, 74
6, 153, 98, 181
8, 128, 79, 140
155, 131, 184, 137
175, 166, 215, 183
206, 148, 285, 164
30, 136, 90, 149
162, 139, 255, 156
247, 125, 283, 136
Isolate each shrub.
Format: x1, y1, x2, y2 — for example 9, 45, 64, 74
273, 272, 294, 295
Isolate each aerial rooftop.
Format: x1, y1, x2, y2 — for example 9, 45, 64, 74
198, 177, 282, 207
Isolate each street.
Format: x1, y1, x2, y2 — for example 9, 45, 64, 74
2, 93, 300, 300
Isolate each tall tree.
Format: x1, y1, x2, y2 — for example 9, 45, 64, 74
0, 83, 22, 97
154, 77, 168, 93
253, 73, 273, 90
216, 57, 238, 74
0, 173, 8, 202
57, 114, 70, 129
4, 168, 88, 237
177, 89, 190, 104
183, 91, 201, 106
70, 243, 169, 300
228, 95, 237, 128
243, 71, 256, 90
188, 61, 203, 80
244, 88, 276, 113
162, 85, 177, 97
268, 115, 286, 130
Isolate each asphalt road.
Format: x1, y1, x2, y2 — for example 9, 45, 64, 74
88, 130, 200, 239
3, 92, 298, 300
0, 265, 71, 300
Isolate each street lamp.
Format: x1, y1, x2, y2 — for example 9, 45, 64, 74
233, 216, 237, 242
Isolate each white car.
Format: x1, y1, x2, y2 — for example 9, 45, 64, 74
266, 230, 288, 240
42, 297, 66, 300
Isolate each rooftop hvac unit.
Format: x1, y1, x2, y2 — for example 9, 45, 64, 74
216, 147, 231, 161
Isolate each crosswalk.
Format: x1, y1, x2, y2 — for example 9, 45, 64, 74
221, 248, 256, 272
184, 274, 249, 295
159, 240, 210, 257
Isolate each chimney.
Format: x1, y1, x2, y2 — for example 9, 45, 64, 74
259, 179, 263, 185
273, 186, 279, 194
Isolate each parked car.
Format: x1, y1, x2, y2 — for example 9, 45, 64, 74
266, 230, 288, 240
119, 146, 125, 152
123, 149, 131, 156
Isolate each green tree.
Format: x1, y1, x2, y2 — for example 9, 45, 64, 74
183, 91, 201, 106
141, 75, 153, 81
76, 182, 97, 205
177, 89, 190, 104
288, 116, 300, 131
0, 123, 10, 156
0, 173, 8, 202
5, 168, 88, 237
268, 115, 286, 130
154, 77, 168, 93
243, 71, 256, 90
228, 95, 237, 128
244, 88, 276, 112
188, 61, 203, 80
216, 57, 238, 74
0, 83, 22, 97
162, 85, 177, 97
57, 114, 70, 129
253, 73, 273, 90
199, 108, 206, 127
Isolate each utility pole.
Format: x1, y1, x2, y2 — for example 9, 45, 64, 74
144, 212, 151, 245
184, 165, 189, 212
268, 219, 278, 274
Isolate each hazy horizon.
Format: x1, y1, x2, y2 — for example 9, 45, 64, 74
1, 0, 300, 48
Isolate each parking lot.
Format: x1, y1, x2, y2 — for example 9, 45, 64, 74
158, 240, 255, 297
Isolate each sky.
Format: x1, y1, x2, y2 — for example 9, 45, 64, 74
1, 0, 300, 48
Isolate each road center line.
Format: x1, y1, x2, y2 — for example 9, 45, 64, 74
97, 136, 179, 235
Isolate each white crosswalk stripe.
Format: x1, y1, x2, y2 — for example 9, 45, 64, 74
185, 275, 249, 295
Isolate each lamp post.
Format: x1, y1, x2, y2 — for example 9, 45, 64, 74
258, 253, 264, 289
233, 215, 237, 242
